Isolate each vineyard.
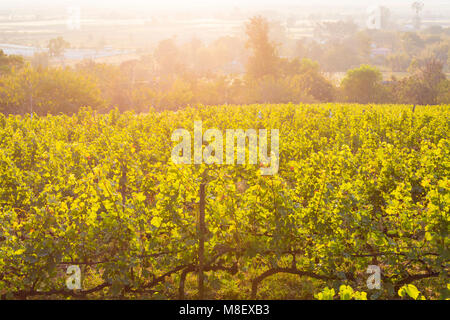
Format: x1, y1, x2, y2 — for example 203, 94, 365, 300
0, 103, 448, 300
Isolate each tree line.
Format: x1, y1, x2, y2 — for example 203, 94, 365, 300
0, 16, 449, 116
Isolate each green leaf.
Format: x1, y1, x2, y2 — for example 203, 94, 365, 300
151, 216, 163, 227
398, 284, 420, 300
13, 248, 25, 255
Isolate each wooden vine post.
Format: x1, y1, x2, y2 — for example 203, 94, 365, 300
198, 183, 206, 299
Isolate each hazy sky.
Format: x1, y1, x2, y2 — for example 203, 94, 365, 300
3, 0, 449, 9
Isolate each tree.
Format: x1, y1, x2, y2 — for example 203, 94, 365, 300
294, 39, 309, 60
321, 42, 358, 72
0, 66, 105, 115
131, 86, 159, 112
340, 65, 385, 103
31, 52, 50, 69
355, 31, 372, 61
209, 36, 246, 74
154, 38, 184, 77
0, 50, 24, 74
75, 61, 128, 111
386, 53, 411, 72
410, 58, 446, 90
158, 78, 193, 110
401, 32, 424, 56
280, 58, 335, 101
436, 79, 450, 104
396, 58, 446, 105
423, 42, 449, 66
242, 75, 293, 104
48, 37, 70, 58
448, 51, 450, 71
245, 16, 279, 79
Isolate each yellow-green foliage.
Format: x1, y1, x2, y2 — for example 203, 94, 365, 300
0, 104, 448, 299
0, 65, 105, 115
